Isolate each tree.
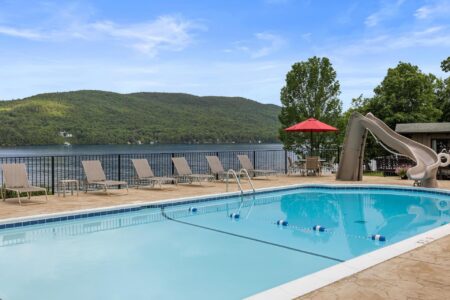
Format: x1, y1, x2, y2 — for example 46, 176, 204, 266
439, 57, 450, 121
441, 56, 450, 73
350, 62, 443, 158
278, 57, 342, 155
355, 62, 441, 129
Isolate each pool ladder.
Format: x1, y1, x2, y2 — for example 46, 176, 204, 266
225, 169, 255, 194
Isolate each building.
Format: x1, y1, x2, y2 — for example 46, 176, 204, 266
395, 122, 450, 153
59, 131, 73, 138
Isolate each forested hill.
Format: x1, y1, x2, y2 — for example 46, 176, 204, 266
0, 90, 281, 146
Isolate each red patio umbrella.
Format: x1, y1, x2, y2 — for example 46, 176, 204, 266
284, 118, 338, 155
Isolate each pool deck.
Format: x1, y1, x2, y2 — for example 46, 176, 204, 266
1, 174, 449, 299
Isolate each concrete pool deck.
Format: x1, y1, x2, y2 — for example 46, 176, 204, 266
1, 174, 449, 299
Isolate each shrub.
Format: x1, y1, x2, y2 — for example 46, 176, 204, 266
395, 165, 412, 179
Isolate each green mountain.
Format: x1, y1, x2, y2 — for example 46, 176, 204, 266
0, 90, 281, 146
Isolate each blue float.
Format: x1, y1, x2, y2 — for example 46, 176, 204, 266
229, 212, 240, 219
188, 207, 197, 213
312, 225, 325, 232
371, 234, 386, 242
276, 220, 288, 226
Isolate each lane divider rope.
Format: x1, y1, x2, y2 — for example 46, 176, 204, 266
161, 208, 345, 263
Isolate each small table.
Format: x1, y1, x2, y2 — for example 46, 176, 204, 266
58, 179, 79, 197
297, 158, 326, 162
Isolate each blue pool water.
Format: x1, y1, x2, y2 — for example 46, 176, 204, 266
0, 186, 449, 299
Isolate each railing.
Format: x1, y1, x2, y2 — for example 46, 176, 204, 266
374, 155, 415, 176
0, 149, 339, 194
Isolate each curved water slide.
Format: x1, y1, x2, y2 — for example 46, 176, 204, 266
336, 112, 440, 188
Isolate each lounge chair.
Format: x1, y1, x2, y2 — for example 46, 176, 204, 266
237, 155, 277, 178
171, 157, 214, 184
287, 156, 304, 176
306, 156, 321, 176
323, 156, 337, 173
82, 160, 128, 194
205, 156, 228, 180
131, 159, 177, 188
1, 163, 48, 205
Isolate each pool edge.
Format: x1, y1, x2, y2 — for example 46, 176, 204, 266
1, 182, 450, 228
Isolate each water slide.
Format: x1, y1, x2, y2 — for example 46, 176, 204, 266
336, 112, 440, 188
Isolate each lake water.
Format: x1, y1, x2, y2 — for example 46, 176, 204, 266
0, 144, 283, 157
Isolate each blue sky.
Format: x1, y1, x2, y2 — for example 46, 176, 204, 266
0, 0, 449, 108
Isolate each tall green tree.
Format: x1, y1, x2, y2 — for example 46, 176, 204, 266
278, 56, 342, 154
354, 62, 442, 128
439, 56, 450, 121
350, 62, 443, 158
441, 56, 450, 73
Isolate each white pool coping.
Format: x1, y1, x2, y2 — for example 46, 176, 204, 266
1, 183, 449, 300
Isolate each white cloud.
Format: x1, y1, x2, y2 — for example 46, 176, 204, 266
230, 32, 286, 58
0, 26, 43, 40
251, 33, 285, 58
330, 26, 450, 56
91, 16, 200, 56
364, 0, 405, 27
0, 14, 203, 57
414, 1, 450, 19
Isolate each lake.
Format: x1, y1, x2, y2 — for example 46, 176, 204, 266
0, 144, 284, 157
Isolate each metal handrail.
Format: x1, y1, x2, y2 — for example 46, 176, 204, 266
226, 169, 244, 194
239, 168, 255, 193
225, 169, 255, 194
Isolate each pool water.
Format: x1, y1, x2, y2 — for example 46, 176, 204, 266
0, 187, 449, 299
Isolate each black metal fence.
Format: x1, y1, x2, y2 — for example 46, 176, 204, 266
0, 149, 339, 194
374, 155, 415, 176
374, 155, 450, 179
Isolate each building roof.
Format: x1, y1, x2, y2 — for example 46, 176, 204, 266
395, 122, 450, 133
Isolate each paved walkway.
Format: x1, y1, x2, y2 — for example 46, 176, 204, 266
298, 234, 450, 300
1, 175, 449, 299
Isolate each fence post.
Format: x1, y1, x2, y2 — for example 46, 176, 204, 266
284, 150, 288, 174
171, 153, 174, 175
118, 154, 121, 189
51, 156, 55, 195
215, 151, 219, 180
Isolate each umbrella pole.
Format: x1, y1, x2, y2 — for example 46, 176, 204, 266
310, 131, 313, 156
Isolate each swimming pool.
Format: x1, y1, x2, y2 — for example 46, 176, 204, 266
0, 185, 449, 299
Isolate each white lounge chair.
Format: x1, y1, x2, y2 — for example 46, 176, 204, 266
237, 155, 277, 178
287, 156, 304, 176
323, 156, 337, 173
171, 157, 214, 184
82, 160, 128, 194
131, 159, 177, 188
1, 163, 48, 205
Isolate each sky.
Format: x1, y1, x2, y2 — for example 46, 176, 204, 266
0, 0, 449, 109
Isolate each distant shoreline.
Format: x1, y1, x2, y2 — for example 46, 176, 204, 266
0, 143, 284, 157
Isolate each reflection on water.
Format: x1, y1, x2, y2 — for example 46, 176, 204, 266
1, 189, 449, 262
281, 190, 450, 256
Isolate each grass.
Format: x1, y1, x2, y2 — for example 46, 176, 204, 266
363, 171, 385, 177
